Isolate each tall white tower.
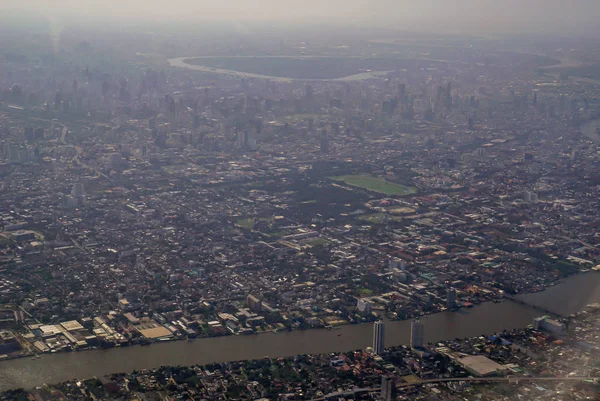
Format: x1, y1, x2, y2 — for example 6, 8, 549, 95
410, 320, 424, 348
373, 320, 385, 355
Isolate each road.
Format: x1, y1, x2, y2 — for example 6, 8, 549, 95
1, 108, 112, 181
310, 376, 599, 400
57, 122, 110, 180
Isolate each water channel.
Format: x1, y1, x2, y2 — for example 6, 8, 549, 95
1, 272, 600, 391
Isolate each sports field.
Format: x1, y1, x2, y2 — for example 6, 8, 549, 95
330, 175, 417, 196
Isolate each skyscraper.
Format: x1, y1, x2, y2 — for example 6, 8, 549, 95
447, 287, 457, 309
246, 295, 262, 313
397, 83, 406, 100
305, 84, 314, 101
381, 376, 393, 401
373, 320, 385, 355
71, 183, 85, 198
410, 320, 424, 348
67, 182, 86, 208
320, 129, 330, 154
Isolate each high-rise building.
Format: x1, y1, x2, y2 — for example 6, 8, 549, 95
72, 183, 85, 198
246, 295, 262, 313
447, 288, 457, 309
236, 131, 247, 149
357, 299, 372, 315
468, 116, 474, 130
24, 127, 34, 142
524, 191, 538, 203
533, 316, 566, 335
320, 129, 330, 154
397, 83, 406, 100
8, 146, 21, 164
410, 320, 424, 348
373, 320, 385, 355
388, 258, 406, 271
305, 84, 314, 101
306, 118, 314, 132
64, 182, 86, 208
381, 376, 393, 401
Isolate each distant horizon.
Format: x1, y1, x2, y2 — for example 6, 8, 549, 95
1, 0, 600, 38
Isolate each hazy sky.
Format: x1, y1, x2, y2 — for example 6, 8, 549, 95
2, 0, 600, 35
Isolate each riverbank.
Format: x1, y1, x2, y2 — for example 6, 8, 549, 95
168, 56, 393, 82
580, 118, 600, 142
1, 272, 599, 391
0, 300, 541, 391
0, 277, 541, 363
10, 323, 599, 401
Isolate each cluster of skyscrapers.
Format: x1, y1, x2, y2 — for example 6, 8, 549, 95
372, 318, 425, 355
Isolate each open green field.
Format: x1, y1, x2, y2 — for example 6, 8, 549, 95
358, 288, 373, 296
357, 213, 403, 224
236, 218, 255, 229
306, 237, 330, 247
236, 217, 273, 229
330, 175, 417, 196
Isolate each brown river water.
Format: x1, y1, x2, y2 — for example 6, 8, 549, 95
1, 273, 599, 390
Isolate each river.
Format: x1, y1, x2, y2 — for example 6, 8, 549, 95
1, 272, 599, 391
168, 56, 392, 82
